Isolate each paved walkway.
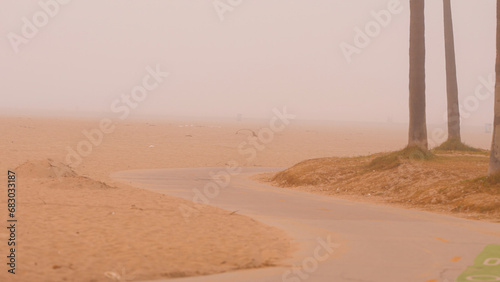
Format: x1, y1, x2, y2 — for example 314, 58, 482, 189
112, 167, 500, 282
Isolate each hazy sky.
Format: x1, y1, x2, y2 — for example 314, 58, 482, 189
0, 0, 496, 125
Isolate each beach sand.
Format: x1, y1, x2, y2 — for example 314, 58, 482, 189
0, 116, 492, 281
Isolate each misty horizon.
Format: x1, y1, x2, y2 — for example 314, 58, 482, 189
1, 0, 497, 126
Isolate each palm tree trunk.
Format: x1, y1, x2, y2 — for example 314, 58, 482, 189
488, 0, 500, 175
443, 0, 461, 142
408, 0, 428, 150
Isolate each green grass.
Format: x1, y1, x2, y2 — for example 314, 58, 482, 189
367, 146, 434, 171
434, 138, 481, 152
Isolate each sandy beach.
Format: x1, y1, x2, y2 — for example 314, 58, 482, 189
0, 115, 493, 281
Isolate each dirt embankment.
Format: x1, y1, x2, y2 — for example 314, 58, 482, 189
265, 150, 500, 222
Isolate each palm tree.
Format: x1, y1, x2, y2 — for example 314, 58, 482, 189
408, 0, 428, 150
443, 0, 461, 142
488, 0, 500, 175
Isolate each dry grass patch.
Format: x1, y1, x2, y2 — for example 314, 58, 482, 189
434, 138, 483, 152
268, 150, 499, 222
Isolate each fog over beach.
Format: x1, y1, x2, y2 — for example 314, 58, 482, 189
1, 0, 496, 126
1, 1, 500, 282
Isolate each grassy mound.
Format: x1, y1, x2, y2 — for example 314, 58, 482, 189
367, 146, 434, 171
271, 157, 365, 187
269, 150, 499, 221
434, 138, 482, 152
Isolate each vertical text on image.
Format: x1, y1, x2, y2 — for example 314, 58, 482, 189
6, 170, 17, 275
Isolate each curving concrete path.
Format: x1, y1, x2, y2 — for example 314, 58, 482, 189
111, 167, 500, 282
